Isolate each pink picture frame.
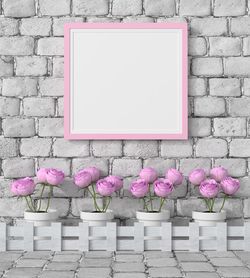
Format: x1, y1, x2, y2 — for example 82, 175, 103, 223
64, 23, 188, 140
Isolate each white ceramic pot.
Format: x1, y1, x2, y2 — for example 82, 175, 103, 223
136, 210, 170, 227
24, 209, 58, 227
80, 210, 114, 226
192, 210, 226, 226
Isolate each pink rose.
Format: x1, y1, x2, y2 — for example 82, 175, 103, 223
96, 179, 116, 196
199, 179, 219, 199
154, 178, 174, 198
105, 175, 123, 191
37, 168, 49, 183
11, 177, 35, 197
221, 177, 240, 195
139, 167, 158, 183
46, 169, 65, 186
130, 179, 149, 198
83, 167, 101, 182
74, 170, 92, 188
189, 168, 206, 185
210, 166, 228, 182
166, 168, 183, 186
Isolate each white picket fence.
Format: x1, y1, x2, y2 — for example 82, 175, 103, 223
1, 222, 250, 252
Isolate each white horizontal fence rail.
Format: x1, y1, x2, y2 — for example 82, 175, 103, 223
0, 222, 250, 252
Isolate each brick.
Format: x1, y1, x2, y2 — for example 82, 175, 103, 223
53, 17, 83, 36
214, 159, 246, 177
148, 267, 182, 278
113, 262, 145, 273
53, 138, 89, 157
147, 258, 177, 267
38, 118, 64, 137
57, 98, 64, 116
4, 268, 41, 277
3, 118, 35, 137
214, 118, 246, 137
53, 58, 64, 77
225, 57, 250, 76
144, 0, 175, 16
39, 0, 70, 15
80, 258, 111, 267
228, 97, 250, 116
3, 0, 35, 17
40, 198, 69, 217
179, 0, 211, 16
115, 254, 143, 262
192, 58, 223, 76
244, 198, 250, 217
16, 259, 47, 268
194, 97, 225, 117
0, 57, 13, 77
0, 138, 17, 158
143, 158, 176, 177
243, 37, 250, 56
20, 138, 52, 157
20, 18, 51, 36
0, 37, 34, 55
71, 198, 103, 216
209, 37, 241, 56
72, 158, 109, 176
188, 78, 206, 96
3, 158, 35, 178
23, 97, 55, 117
157, 17, 187, 23
38, 158, 71, 176
122, 16, 154, 23
53, 254, 81, 262
112, 159, 142, 177
209, 78, 240, 97
217, 267, 250, 277
114, 274, 146, 278
46, 262, 78, 271
188, 37, 207, 56
92, 140, 122, 157
87, 17, 121, 23
196, 138, 228, 157
244, 78, 250, 96
210, 258, 243, 267
0, 97, 20, 116
73, 0, 109, 15
190, 18, 227, 36
231, 17, 250, 36
230, 139, 250, 157
161, 140, 193, 157
186, 273, 219, 278
110, 197, 142, 218
175, 252, 207, 262
112, 0, 142, 16
37, 38, 64, 56
180, 262, 214, 272
0, 18, 18, 35
0, 198, 26, 217
16, 56, 47, 76
214, 0, 246, 16
188, 118, 211, 137
39, 78, 63, 96
180, 158, 211, 176
78, 267, 111, 278
124, 141, 158, 157
204, 251, 236, 258
2, 78, 37, 97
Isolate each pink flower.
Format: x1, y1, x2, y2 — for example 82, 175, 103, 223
199, 179, 219, 199
46, 169, 65, 186
221, 177, 240, 195
37, 168, 49, 183
189, 169, 206, 185
96, 179, 116, 196
74, 170, 92, 188
83, 167, 101, 182
210, 166, 228, 182
154, 178, 174, 198
139, 167, 158, 183
105, 175, 123, 191
11, 177, 35, 197
166, 168, 183, 186
130, 179, 149, 198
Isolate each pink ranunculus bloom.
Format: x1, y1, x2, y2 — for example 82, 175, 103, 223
154, 178, 174, 198
189, 168, 206, 185
130, 179, 149, 198
221, 177, 240, 195
11, 177, 35, 197
166, 168, 183, 186
199, 179, 219, 199
139, 167, 158, 183
74, 170, 92, 188
96, 179, 116, 196
83, 167, 101, 182
210, 166, 228, 182
37, 168, 49, 183
46, 169, 65, 186
105, 175, 123, 191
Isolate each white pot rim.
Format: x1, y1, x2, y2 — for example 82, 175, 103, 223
24, 209, 58, 221
192, 210, 226, 221
80, 209, 114, 221
136, 210, 170, 221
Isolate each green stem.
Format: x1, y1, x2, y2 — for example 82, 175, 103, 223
143, 197, 149, 212
28, 195, 36, 212
148, 184, 153, 211
89, 184, 101, 212
219, 195, 227, 212
37, 184, 46, 212
25, 196, 34, 212
210, 198, 215, 212
158, 198, 165, 212
45, 186, 53, 213
103, 197, 111, 212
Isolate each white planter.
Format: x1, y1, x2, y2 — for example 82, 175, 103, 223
136, 210, 170, 227
192, 211, 226, 227
80, 210, 114, 226
24, 209, 58, 227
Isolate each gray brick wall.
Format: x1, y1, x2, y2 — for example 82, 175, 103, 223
0, 0, 250, 223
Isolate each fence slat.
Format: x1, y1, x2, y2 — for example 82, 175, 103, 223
134, 222, 144, 252
217, 222, 227, 251
0, 223, 6, 251
161, 222, 172, 251
79, 223, 89, 251
107, 222, 116, 251
189, 222, 199, 252
51, 223, 62, 251
244, 222, 250, 251
24, 222, 34, 251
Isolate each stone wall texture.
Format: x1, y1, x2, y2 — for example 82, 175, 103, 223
0, 0, 250, 224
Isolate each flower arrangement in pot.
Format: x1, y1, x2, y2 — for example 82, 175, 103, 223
189, 166, 240, 226
73, 167, 123, 226
11, 168, 65, 226
130, 167, 183, 226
